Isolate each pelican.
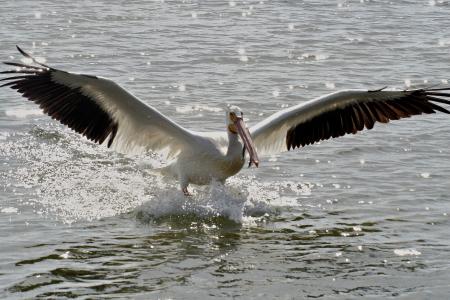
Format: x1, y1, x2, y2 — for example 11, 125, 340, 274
2, 46, 450, 195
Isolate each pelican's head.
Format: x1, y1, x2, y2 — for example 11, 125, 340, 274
226, 105, 259, 168
226, 105, 243, 133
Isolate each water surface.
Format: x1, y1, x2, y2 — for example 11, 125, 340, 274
1, 1, 450, 298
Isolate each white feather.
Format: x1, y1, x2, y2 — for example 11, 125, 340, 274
51, 70, 199, 158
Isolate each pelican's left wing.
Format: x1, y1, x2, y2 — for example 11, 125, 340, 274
1, 47, 197, 158
250, 89, 450, 156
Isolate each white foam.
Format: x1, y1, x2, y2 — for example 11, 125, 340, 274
325, 82, 336, 89
130, 175, 280, 225
353, 225, 362, 232
420, 172, 431, 179
5, 108, 43, 118
404, 79, 411, 88
176, 104, 222, 114
438, 38, 450, 47
239, 55, 248, 62
137, 184, 246, 223
346, 36, 364, 42
20, 57, 33, 64
1, 207, 18, 214
178, 83, 186, 91
394, 248, 421, 256
299, 53, 329, 61
0, 132, 9, 140
59, 251, 70, 259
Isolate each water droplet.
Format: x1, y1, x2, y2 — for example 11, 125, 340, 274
325, 82, 335, 89
404, 79, 411, 88
239, 55, 248, 62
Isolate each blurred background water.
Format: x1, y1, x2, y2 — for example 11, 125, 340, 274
1, 0, 450, 298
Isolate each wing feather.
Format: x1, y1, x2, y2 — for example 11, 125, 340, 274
1, 47, 197, 159
250, 89, 450, 156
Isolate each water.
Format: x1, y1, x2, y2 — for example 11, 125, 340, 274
1, 0, 450, 298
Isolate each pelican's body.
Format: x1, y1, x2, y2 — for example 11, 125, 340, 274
160, 130, 245, 191
2, 46, 450, 195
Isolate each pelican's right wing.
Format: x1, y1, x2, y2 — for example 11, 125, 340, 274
250, 88, 450, 156
1, 47, 196, 158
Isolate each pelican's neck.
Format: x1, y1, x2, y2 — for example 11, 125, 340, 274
226, 130, 243, 157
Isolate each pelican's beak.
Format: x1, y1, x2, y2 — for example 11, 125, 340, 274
235, 117, 259, 168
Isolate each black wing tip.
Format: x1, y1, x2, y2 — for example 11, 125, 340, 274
107, 123, 119, 148
16, 45, 31, 58
368, 86, 388, 92
13, 45, 52, 70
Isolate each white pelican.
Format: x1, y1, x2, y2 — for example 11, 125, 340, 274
2, 46, 450, 195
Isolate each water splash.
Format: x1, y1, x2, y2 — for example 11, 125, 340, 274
0, 125, 314, 225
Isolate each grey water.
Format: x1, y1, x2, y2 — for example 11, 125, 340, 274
1, 0, 450, 298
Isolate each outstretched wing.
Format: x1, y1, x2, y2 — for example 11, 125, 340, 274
1, 46, 197, 158
250, 88, 450, 156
